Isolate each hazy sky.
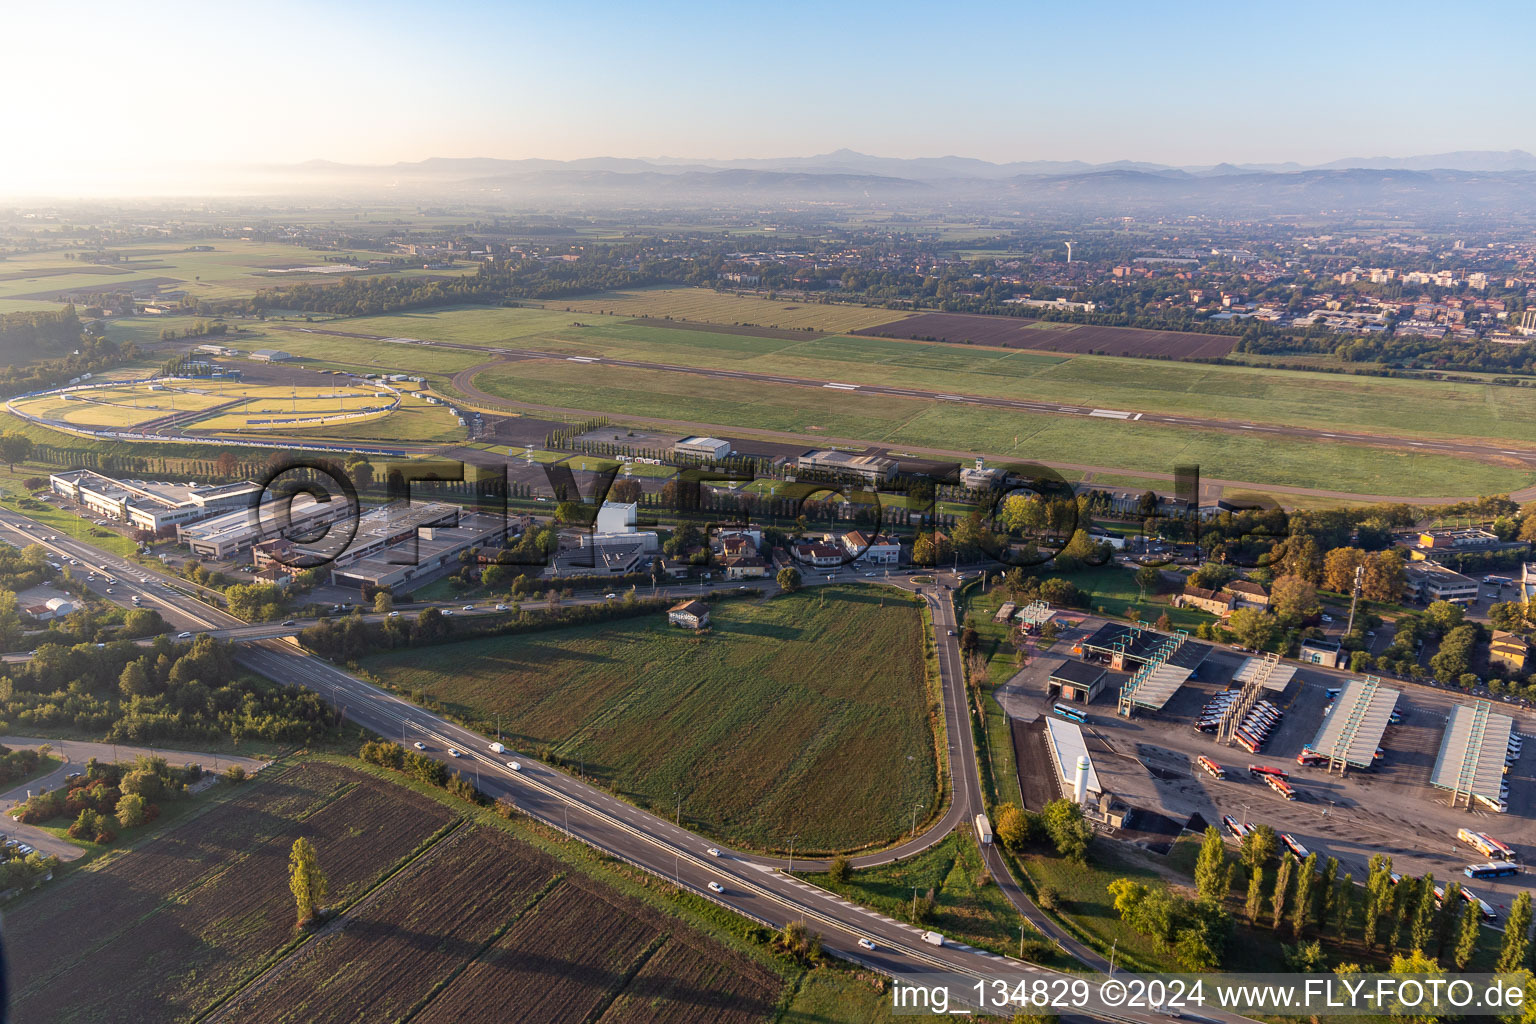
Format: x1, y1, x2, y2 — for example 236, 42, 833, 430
5, 0, 1533, 193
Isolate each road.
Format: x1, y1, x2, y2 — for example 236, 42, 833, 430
0, 504, 1235, 1020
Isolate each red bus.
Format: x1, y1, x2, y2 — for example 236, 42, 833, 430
1247, 764, 1289, 781
1197, 756, 1226, 780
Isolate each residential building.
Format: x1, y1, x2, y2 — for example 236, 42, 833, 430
668, 600, 710, 630
1173, 585, 1235, 618
1489, 631, 1530, 674
792, 540, 845, 568
722, 553, 768, 580
1222, 580, 1271, 609
840, 530, 901, 565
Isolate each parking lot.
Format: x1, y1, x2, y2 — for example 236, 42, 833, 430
995, 613, 1536, 919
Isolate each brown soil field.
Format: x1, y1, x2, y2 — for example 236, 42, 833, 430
855, 311, 1238, 359
9, 762, 454, 1024
215, 825, 563, 1023
596, 930, 782, 1024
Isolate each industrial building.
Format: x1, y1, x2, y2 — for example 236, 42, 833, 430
1430, 701, 1514, 811
1047, 660, 1108, 704
177, 493, 355, 559
795, 449, 897, 484
1309, 675, 1401, 773
673, 436, 732, 460
327, 507, 509, 591
1043, 717, 1101, 803
50, 469, 260, 533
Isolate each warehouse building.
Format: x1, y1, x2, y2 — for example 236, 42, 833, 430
50, 469, 260, 533
1043, 717, 1101, 802
177, 493, 354, 559
1430, 701, 1514, 811
795, 449, 897, 484
673, 436, 733, 460
1309, 675, 1401, 773
328, 508, 509, 591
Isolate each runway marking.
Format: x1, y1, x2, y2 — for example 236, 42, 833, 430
566, 356, 599, 363
1089, 409, 1132, 419
823, 382, 858, 390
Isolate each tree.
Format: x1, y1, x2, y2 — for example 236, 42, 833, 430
1228, 608, 1278, 651
1323, 547, 1367, 593
994, 802, 1032, 851
1318, 856, 1339, 931
1135, 565, 1163, 596
1364, 855, 1394, 949
1500, 891, 1533, 973
1490, 601, 1528, 632
1411, 874, 1438, 953
1240, 824, 1279, 871
115, 792, 147, 829
373, 590, 393, 614
1425, 601, 1465, 634
1292, 852, 1318, 937
1270, 855, 1295, 931
118, 659, 154, 698
1271, 575, 1322, 624
1454, 901, 1480, 969
0, 590, 22, 652
0, 432, 33, 471
1285, 939, 1328, 972
1363, 550, 1407, 602
1042, 798, 1092, 863
1245, 865, 1266, 923
828, 854, 851, 884
1390, 948, 1450, 1024
775, 566, 801, 593
289, 837, 329, 927
1194, 826, 1231, 903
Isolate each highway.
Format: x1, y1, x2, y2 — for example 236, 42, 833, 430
0, 503, 1237, 1020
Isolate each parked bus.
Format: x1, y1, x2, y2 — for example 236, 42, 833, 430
1197, 756, 1226, 780
975, 814, 993, 846
1235, 731, 1262, 754
1222, 815, 1248, 839
1266, 775, 1296, 800
1482, 834, 1517, 863
1457, 828, 1504, 860
1280, 833, 1309, 859
1466, 862, 1519, 879
1052, 703, 1087, 725
1248, 764, 1289, 781
1296, 748, 1328, 767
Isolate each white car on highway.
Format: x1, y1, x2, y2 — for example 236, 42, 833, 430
707, 881, 724, 893
448, 748, 461, 757
706, 847, 720, 857
413, 741, 426, 750
506, 761, 521, 771
857, 938, 876, 950
177, 631, 192, 639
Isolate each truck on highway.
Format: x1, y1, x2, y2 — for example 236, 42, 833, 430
975, 813, 993, 845
921, 931, 945, 947
488, 742, 506, 754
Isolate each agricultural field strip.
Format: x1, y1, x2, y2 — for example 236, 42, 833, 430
209, 827, 566, 1023
11, 764, 455, 1022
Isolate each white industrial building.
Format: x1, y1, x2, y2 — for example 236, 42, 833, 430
50, 469, 260, 533
796, 449, 897, 484
177, 493, 355, 559
1430, 701, 1514, 811
1043, 717, 1101, 804
674, 436, 732, 460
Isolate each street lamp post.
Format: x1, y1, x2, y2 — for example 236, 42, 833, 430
911, 801, 925, 835
1109, 939, 1118, 977
789, 834, 796, 874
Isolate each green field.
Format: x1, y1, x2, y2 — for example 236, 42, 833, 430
545, 287, 914, 332
361, 586, 939, 852
0, 242, 478, 304
797, 832, 1065, 967
469, 359, 1522, 497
